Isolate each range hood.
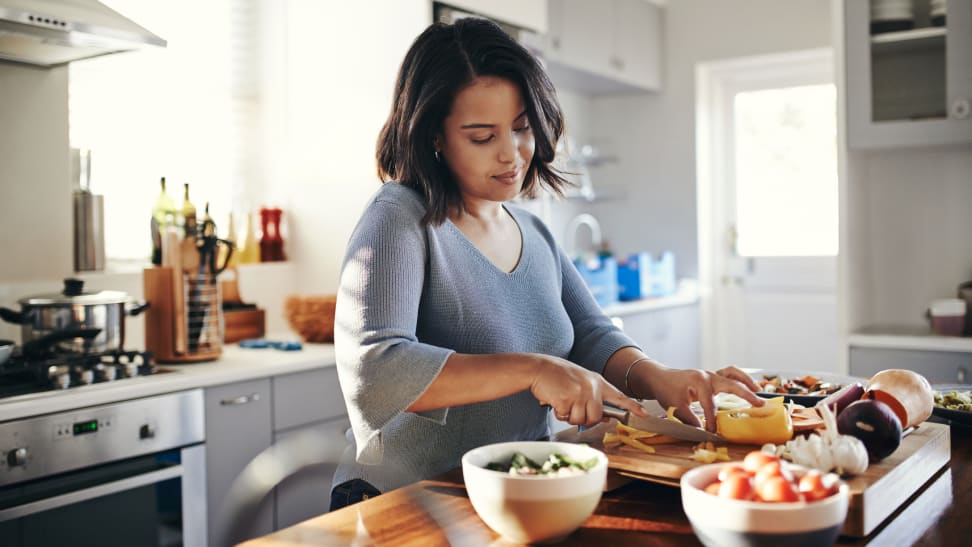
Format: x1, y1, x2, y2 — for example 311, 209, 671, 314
0, 0, 165, 67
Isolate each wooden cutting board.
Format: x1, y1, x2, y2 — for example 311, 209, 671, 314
556, 421, 951, 537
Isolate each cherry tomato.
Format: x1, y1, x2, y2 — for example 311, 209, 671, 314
718, 464, 749, 482
718, 473, 755, 500
753, 460, 793, 491
757, 475, 800, 502
743, 450, 779, 474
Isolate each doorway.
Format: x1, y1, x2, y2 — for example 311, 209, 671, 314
696, 49, 841, 374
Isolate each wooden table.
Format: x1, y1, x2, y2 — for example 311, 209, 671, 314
242, 422, 972, 546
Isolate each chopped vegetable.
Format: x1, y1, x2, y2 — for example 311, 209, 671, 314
602, 408, 685, 454
716, 396, 793, 445
691, 441, 730, 463
486, 452, 598, 477
934, 389, 972, 412
758, 374, 843, 397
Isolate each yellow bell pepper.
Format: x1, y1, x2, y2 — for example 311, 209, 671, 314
716, 396, 793, 445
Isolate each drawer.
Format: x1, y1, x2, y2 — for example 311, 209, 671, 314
273, 367, 347, 431
849, 347, 971, 384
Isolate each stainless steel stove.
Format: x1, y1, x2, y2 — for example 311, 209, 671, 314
0, 346, 204, 547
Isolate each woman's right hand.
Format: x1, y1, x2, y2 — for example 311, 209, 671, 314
529, 355, 646, 427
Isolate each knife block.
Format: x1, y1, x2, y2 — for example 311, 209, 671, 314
144, 266, 223, 363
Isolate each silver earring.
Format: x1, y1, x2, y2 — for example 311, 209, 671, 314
434, 149, 441, 162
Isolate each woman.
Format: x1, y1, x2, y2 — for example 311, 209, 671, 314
331, 17, 762, 510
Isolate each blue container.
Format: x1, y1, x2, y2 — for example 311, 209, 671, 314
617, 252, 676, 300
574, 255, 619, 307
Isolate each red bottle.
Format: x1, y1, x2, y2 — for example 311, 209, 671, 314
259, 207, 286, 261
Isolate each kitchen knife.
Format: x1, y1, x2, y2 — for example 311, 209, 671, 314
601, 404, 725, 443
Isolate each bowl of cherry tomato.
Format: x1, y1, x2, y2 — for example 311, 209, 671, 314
680, 450, 849, 547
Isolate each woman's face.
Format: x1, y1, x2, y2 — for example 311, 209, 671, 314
437, 76, 535, 207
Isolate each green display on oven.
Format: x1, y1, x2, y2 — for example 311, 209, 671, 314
73, 420, 99, 435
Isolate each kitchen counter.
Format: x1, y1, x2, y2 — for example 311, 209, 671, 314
601, 279, 699, 318
0, 343, 335, 421
241, 423, 971, 546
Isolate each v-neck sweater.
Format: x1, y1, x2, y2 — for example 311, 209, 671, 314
333, 183, 637, 492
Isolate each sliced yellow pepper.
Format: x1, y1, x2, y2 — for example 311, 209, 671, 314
715, 396, 793, 445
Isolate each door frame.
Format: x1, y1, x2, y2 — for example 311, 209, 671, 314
695, 47, 838, 371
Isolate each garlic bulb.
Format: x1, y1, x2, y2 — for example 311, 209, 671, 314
775, 403, 868, 476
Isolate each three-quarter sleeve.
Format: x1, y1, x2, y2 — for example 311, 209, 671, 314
559, 248, 639, 374
334, 197, 454, 465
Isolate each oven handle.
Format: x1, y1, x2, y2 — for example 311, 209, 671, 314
0, 464, 183, 522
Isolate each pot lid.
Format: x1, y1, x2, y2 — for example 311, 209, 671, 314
19, 278, 130, 306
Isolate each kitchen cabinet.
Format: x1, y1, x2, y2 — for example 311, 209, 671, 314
844, 0, 972, 148
273, 417, 351, 529
272, 367, 350, 529
612, 304, 700, 370
849, 346, 971, 383
204, 367, 352, 542
441, 0, 548, 33
205, 378, 274, 546
545, 0, 662, 94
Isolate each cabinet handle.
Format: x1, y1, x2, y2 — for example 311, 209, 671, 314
951, 99, 971, 120
958, 367, 967, 384
220, 393, 260, 406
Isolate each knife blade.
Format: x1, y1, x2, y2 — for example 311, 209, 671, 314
602, 404, 725, 443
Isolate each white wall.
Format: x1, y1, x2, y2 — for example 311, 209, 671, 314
262, 0, 431, 294
584, 0, 832, 278
849, 145, 972, 329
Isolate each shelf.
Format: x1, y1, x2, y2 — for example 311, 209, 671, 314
871, 26, 946, 54
849, 325, 972, 353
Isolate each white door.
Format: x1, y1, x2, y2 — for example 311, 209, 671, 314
697, 49, 841, 374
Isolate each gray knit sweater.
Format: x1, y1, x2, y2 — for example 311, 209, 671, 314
332, 183, 637, 492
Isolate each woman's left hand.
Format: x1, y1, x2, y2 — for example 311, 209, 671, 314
639, 365, 764, 432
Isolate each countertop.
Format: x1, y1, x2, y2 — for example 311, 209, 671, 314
0, 343, 336, 422
850, 325, 972, 353
601, 279, 700, 318
242, 422, 972, 546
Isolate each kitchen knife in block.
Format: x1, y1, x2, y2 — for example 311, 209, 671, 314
601, 403, 725, 443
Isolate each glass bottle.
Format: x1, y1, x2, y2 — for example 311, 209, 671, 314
152, 176, 176, 227
238, 210, 260, 264
181, 183, 197, 238
151, 177, 176, 265
259, 207, 273, 261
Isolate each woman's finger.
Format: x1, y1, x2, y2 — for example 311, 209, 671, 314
718, 366, 760, 392
601, 381, 648, 417
717, 376, 766, 406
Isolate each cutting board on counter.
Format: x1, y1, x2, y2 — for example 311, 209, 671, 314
557, 421, 951, 537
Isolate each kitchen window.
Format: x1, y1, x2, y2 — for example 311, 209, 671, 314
69, 0, 260, 264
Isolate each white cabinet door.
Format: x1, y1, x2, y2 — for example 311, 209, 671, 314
205, 379, 274, 546
550, 0, 612, 74
616, 305, 700, 370
274, 417, 351, 529
615, 0, 661, 90
546, 0, 662, 93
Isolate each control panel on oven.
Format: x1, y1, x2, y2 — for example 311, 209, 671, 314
0, 389, 203, 487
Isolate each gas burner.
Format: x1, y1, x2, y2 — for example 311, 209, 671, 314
0, 347, 164, 399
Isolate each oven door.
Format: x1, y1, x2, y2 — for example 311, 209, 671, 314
0, 444, 205, 547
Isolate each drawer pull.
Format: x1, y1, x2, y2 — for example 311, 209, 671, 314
958, 367, 967, 384
221, 393, 260, 406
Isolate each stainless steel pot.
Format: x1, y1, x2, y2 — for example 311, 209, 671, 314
0, 279, 149, 353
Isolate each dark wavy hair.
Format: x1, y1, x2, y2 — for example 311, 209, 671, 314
377, 17, 570, 225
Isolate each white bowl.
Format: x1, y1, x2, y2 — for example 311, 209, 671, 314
462, 441, 607, 543
681, 463, 849, 547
